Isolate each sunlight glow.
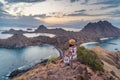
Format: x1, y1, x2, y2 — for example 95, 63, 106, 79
35, 16, 107, 24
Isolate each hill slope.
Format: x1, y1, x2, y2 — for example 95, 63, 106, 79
0, 21, 120, 49
12, 59, 104, 80
12, 46, 120, 80
80, 21, 120, 38
92, 46, 120, 80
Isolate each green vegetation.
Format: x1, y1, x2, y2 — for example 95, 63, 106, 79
62, 47, 68, 51
77, 46, 104, 71
47, 56, 58, 64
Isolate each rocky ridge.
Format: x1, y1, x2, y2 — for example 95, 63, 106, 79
91, 46, 120, 80
12, 58, 104, 80
80, 21, 120, 38
12, 46, 120, 80
0, 20, 120, 49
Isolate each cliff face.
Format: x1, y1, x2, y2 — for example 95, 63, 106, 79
0, 34, 31, 48
0, 34, 71, 49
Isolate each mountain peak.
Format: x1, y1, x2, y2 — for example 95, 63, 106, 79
97, 20, 112, 25
38, 25, 47, 30
81, 20, 120, 37
84, 20, 113, 29
35, 25, 47, 32
9, 34, 27, 40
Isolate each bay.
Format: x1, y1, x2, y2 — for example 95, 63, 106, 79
81, 37, 120, 51
0, 45, 60, 80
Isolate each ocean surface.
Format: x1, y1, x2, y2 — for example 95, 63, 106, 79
81, 37, 120, 51
0, 27, 60, 80
0, 45, 60, 80
0, 29, 59, 80
0, 31, 55, 39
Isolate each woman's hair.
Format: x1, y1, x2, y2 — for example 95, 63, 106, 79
69, 44, 74, 47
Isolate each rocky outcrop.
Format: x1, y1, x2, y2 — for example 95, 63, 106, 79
9, 69, 30, 79
9, 59, 48, 79
2, 29, 27, 34
91, 46, 120, 80
12, 60, 105, 80
80, 21, 120, 38
0, 34, 71, 49
35, 25, 73, 35
35, 25, 47, 31
0, 34, 31, 48
0, 21, 120, 49
12, 46, 120, 80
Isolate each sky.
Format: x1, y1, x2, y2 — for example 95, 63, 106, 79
0, 0, 120, 29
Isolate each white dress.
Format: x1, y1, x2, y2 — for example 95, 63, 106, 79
69, 46, 77, 60
64, 55, 70, 64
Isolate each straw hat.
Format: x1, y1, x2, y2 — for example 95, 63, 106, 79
69, 39, 76, 45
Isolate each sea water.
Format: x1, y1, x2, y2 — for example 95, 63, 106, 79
0, 45, 60, 80
0, 29, 59, 80
81, 37, 120, 51
0, 30, 55, 39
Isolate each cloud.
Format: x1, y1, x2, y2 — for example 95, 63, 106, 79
93, 0, 120, 6
0, 6, 9, 17
100, 5, 119, 10
109, 10, 120, 17
0, 3, 3, 15
0, 16, 44, 27
53, 0, 89, 3
66, 13, 108, 17
75, 9, 86, 12
0, 0, 120, 28
67, 13, 87, 16
66, 8, 120, 18
81, 0, 89, 4
0, 2, 3, 6
32, 14, 48, 18
95, 9, 120, 18
0, 9, 6, 16
70, 0, 79, 3
66, 9, 87, 16
0, 10, 3, 16
111, 10, 120, 15
2, 0, 72, 17
0, 0, 7, 4
84, 0, 89, 3
66, 9, 106, 17
5, 0, 46, 3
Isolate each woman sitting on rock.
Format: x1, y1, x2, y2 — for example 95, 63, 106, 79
64, 39, 77, 67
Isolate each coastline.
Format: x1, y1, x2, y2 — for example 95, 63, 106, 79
8, 56, 49, 79
7, 45, 63, 79
80, 37, 119, 49
80, 42, 98, 47
0, 32, 56, 39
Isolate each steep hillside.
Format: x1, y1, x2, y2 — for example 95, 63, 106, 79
80, 21, 120, 38
12, 60, 104, 80
92, 46, 120, 80
12, 46, 120, 80
0, 34, 31, 48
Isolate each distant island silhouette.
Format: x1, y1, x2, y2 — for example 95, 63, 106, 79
0, 20, 120, 49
